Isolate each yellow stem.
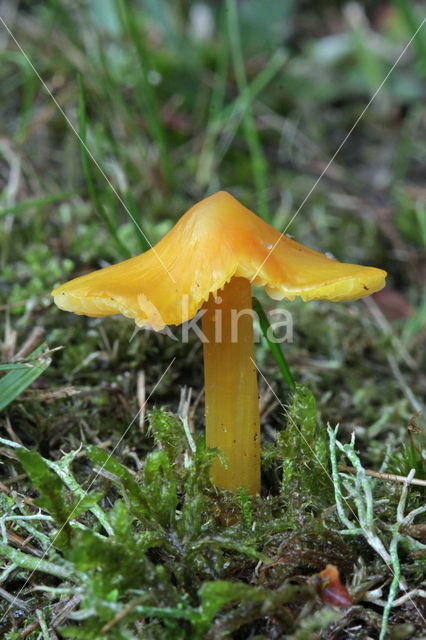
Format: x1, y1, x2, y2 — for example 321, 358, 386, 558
202, 277, 260, 494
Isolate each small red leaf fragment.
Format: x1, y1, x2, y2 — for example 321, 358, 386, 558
317, 564, 352, 607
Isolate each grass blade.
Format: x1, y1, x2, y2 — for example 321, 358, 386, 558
393, 0, 426, 76
0, 191, 77, 219
0, 345, 51, 412
226, 0, 270, 222
123, 190, 151, 252
252, 297, 295, 391
78, 76, 131, 259
117, 0, 174, 190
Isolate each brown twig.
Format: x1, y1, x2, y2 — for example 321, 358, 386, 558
338, 464, 426, 487
20, 621, 40, 638
3, 416, 23, 445
13, 327, 45, 360
189, 386, 205, 424
101, 595, 147, 633
20, 386, 79, 402
5, 529, 43, 557
0, 586, 29, 612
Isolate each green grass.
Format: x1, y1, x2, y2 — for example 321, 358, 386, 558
0, 1, 425, 638
0, 345, 51, 411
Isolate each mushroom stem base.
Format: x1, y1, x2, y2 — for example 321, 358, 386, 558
202, 277, 260, 494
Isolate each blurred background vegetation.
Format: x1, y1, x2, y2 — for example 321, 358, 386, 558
1, 0, 424, 446
0, 0, 425, 638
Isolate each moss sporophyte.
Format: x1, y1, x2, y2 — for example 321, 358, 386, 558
52, 191, 386, 494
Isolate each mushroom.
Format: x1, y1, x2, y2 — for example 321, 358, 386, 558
52, 191, 386, 495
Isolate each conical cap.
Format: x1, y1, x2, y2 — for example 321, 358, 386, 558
52, 191, 386, 329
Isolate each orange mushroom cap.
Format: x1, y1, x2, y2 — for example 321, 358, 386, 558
52, 191, 386, 329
